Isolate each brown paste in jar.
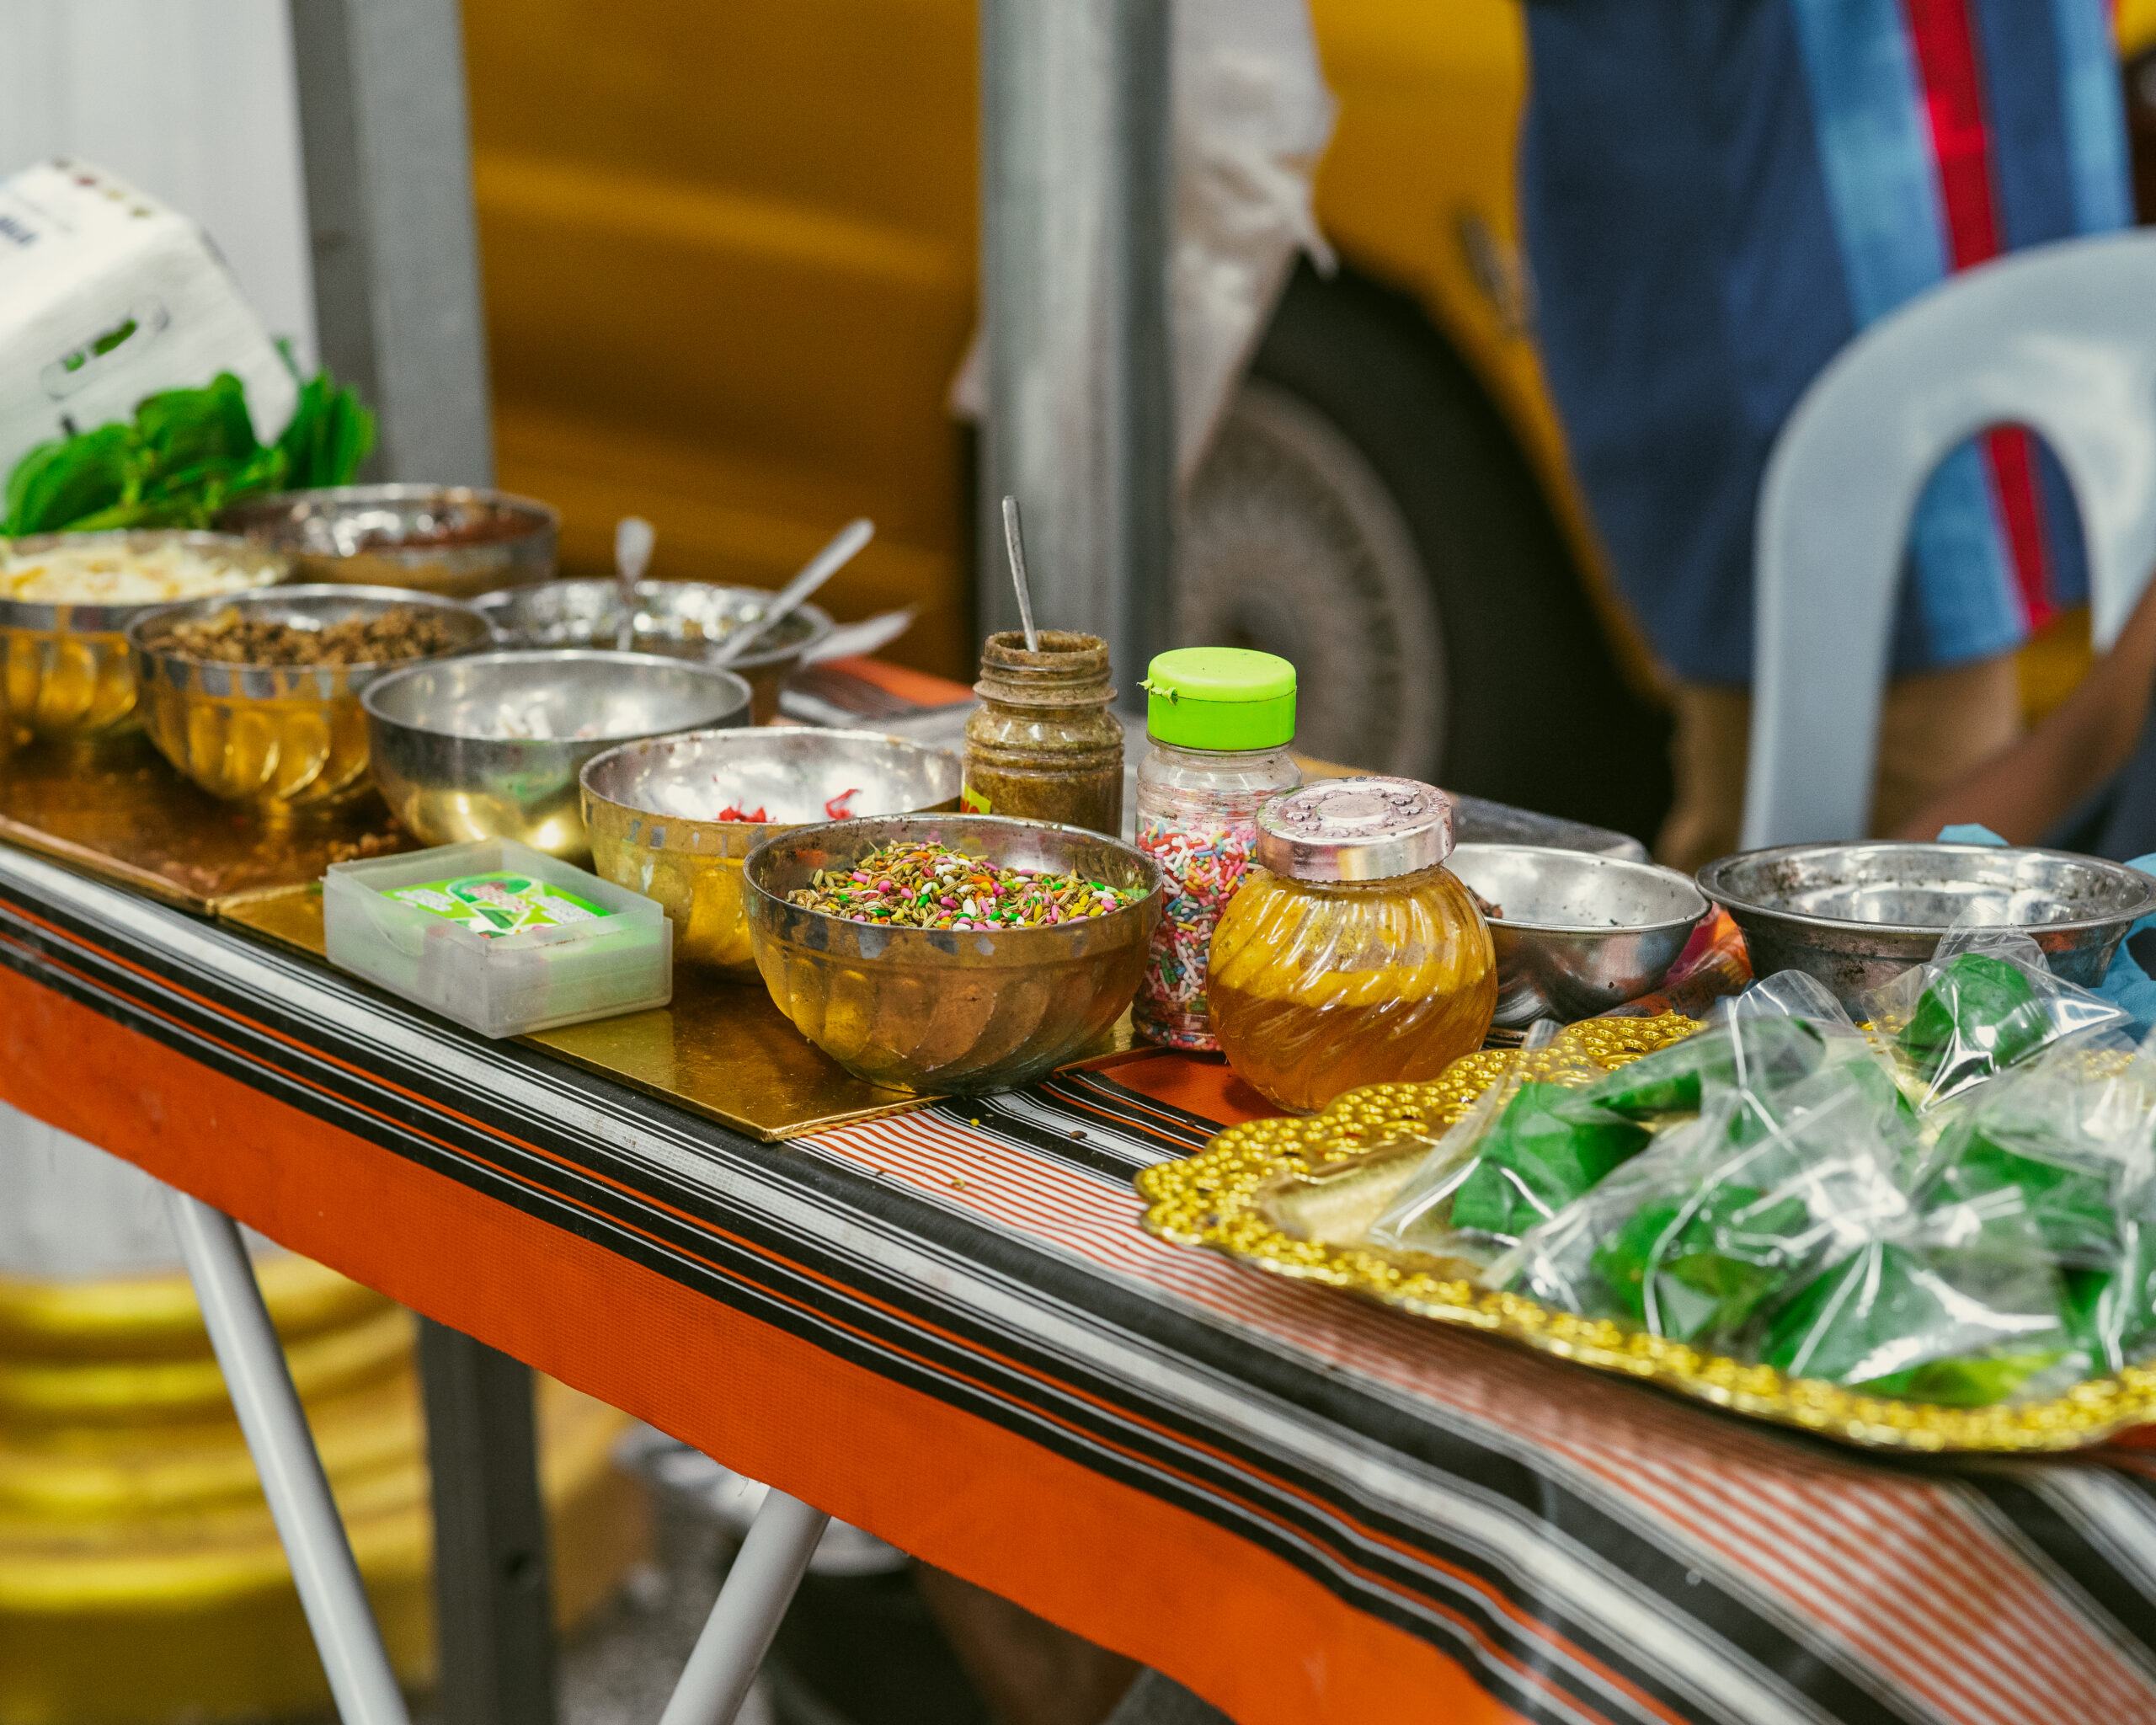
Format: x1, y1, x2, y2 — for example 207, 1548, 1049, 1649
962, 630, 1125, 836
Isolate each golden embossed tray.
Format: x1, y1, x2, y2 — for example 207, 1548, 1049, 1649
0, 730, 412, 913
1137, 1015, 2156, 1452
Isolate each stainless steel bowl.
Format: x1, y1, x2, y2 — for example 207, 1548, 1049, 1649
581, 728, 963, 975
474, 579, 835, 724
221, 484, 558, 598
1698, 841, 2156, 1007
1446, 842, 1710, 1027
1, 531, 288, 741
744, 814, 1163, 1094
129, 585, 493, 809
364, 649, 752, 860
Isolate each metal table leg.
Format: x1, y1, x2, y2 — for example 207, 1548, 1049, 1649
418, 1317, 557, 1725
658, 1488, 830, 1725
166, 1188, 411, 1725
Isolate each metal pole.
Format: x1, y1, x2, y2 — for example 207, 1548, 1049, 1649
286, 0, 494, 484
417, 1320, 558, 1725
981, 0, 1175, 709
655, 1488, 830, 1725
166, 1189, 411, 1725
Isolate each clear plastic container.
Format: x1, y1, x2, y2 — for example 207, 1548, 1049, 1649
324, 838, 672, 1038
1208, 777, 1496, 1112
1132, 649, 1301, 1050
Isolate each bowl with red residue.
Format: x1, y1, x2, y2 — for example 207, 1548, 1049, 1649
579, 727, 961, 977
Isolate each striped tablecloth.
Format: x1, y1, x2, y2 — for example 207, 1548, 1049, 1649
4, 839, 2155, 1725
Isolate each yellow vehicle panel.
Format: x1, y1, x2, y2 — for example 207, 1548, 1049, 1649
464, 3, 2148, 690
463, 0, 1558, 683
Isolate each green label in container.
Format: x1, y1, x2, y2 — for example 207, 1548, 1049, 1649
383, 872, 614, 938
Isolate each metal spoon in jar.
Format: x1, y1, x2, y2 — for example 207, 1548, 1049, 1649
613, 515, 655, 651
707, 516, 874, 668
1001, 494, 1040, 652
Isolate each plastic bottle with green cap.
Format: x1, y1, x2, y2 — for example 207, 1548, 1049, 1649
1132, 648, 1302, 1050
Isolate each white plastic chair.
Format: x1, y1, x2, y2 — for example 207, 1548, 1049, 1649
1742, 228, 2156, 848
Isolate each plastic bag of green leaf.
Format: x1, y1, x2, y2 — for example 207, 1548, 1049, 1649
1758, 1194, 2078, 1406
1924, 1025, 2156, 1264
1498, 1051, 1917, 1346
1582, 971, 1916, 1152
1365, 1023, 1652, 1268
1919, 1023, 2156, 1372
1858, 927, 2125, 1111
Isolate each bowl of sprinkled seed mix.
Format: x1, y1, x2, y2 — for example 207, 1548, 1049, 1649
581, 727, 963, 977
742, 814, 1163, 1093
128, 585, 494, 809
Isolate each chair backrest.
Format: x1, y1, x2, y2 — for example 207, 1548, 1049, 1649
1742, 229, 2156, 848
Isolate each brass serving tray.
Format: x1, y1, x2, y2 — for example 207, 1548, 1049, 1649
1138, 1016, 2156, 1453
0, 730, 413, 914
218, 888, 935, 1140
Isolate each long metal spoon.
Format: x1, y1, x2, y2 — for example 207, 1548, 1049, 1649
707, 517, 874, 668
613, 515, 655, 651
1001, 494, 1039, 652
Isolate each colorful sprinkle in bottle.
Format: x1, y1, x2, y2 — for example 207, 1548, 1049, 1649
1132, 648, 1301, 1050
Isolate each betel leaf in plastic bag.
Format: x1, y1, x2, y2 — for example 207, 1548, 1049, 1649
1578, 1014, 1824, 1120
1590, 1174, 1812, 1341
1758, 1194, 2075, 1407
2063, 1226, 2156, 1375
1860, 927, 2126, 1110
1439, 1082, 1652, 1243
1367, 1023, 1650, 1265
1502, 1061, 1916, 1346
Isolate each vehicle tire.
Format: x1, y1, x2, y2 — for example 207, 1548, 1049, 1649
1177, 261, 1672, 841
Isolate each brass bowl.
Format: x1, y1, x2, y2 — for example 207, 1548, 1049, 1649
221, 484, 559, 598
0, 531, 288, 744
127, 585, 494, 810
743, 814, 1163, 1095
475, 579, 835, 724
581, 728, 963, 977
366, 650, 754, 860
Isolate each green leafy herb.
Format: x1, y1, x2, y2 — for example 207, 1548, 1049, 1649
1, 366, 374, 536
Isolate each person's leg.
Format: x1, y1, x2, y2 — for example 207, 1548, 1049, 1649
1655, 653, 2020, 868
1870, 650, 2023, 836
1654, 682, 1751, 873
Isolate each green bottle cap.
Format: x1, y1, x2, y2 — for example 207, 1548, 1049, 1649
1141, 648, 1297, 750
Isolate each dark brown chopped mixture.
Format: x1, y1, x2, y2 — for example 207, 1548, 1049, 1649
159, 606, 459, 666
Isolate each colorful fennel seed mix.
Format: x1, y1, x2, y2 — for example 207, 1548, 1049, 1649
785, 839, 1142, 931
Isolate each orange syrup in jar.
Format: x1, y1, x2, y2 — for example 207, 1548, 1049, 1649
1208, 860, 1496, 1114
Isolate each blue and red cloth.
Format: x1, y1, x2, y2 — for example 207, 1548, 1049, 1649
1520, 0, 2132, 684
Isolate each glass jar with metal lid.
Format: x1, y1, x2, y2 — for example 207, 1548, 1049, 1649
1208, 775, 1496, 1112
961, 629, 1126, 836
1133, 647, 1302, 1049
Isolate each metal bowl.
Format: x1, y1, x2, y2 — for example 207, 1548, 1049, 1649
744, 814, 1163, 1095
128, 585, 493, 809
1445, 843, 1710, 1027
221, 484, 558, 599
1697, 841, 2156, 1007
474, 579, 835, 724
0, 531, 288, 743
581, 728, 963, 976
365, 650, 753, 860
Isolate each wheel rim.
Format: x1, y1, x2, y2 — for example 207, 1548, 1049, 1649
1177, 380, 1445, 777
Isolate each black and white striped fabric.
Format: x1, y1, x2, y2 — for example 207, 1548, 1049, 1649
4, 839, 2156, 1725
